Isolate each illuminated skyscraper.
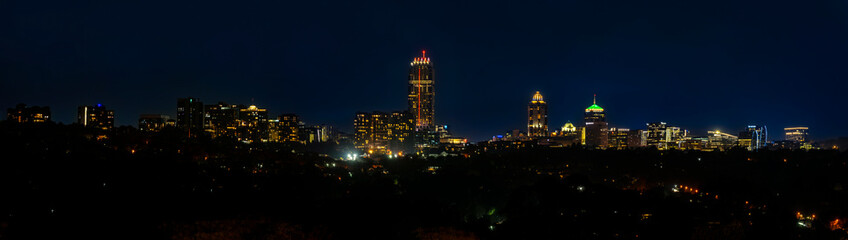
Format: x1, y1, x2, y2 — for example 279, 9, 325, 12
354, 111, 390, 154
408, 51, 436, 146
177, 97, 204, 136
77, 104, 114, 131
204, 102, 240, 138
646, 122, 686, 150
237, 105, 269, 143
277, 114, 300, 142
528, 91, 548, 137
584, 95, 608, 148
7, 104, 50, 123
738, 125, 767, 151
784, 127, 809, 143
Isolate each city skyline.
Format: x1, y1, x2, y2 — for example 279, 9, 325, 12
1, 86, 824, 143
3, 0, 848, 141
4, 1, 848, 238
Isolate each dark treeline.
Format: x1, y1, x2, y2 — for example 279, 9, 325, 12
1, 121, 847, 239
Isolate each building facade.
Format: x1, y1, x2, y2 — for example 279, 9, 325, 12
387, 111, 415, 154
354, 112, 390, 154
784, 127, 809, 143
738, 125, 767, 151
707, 130, 739, 151
608, 128, 630, 150
277, 114, 301, 142
138, 114, 172, 132
203, 102, 240, 138
77, 104, 114, 130
646, 122, 686, 150
528, 91, 548, 137
7, 104, 50, 123
237, 105, 269, 143
177, 97, 204, 136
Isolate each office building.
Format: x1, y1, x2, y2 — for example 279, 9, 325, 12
527, 91, 548, 137
646, 122, 686, 150
388, 111, 415, 154
204, 102, 240, 138
608, 128, 630, 150
177, 97, 204, 136
7, 104, 50, 123
738, 125, 768, 151
277, 114, 300, 142
785, 127, 809, 143
584, 95, 608, 148
237, 105, 269, 143
354, 112, 390, 154
77, 104, 114, 130
627, 130, 645, 148
707, 130, 739, 151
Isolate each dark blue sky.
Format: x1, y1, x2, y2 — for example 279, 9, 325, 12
2, 0, 848, 141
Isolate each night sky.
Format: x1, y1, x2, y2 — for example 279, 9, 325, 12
2, 0, 847, 141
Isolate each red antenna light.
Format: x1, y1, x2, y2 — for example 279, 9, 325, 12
422, 50, 426, 58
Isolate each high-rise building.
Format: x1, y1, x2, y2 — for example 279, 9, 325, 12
77, 104, 114, 130
277, 114, 300, 142
177, 97, 204, 136
528, 91, 548, 137
204, 102, 240, 138
298, 125, 334, 144
707, 130, 739, 151
408, 51, 436, 147
627, 130, 645, 148
785, 127, 809, 143
138, 114, 172, 132
354, 112, 390, 154
7, 104, 50, 123
646, 122, 686, 150
388, 111, 415, 154
738, 125, 768, 151
237, 105, 269, 143
608, 128, 630, 150
584, 95, 608, 148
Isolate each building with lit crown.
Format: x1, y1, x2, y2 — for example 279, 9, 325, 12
408, 51, 436, 147
583, 95, 608, 148
237, 105, 269, 143
77, 104, 114, 131
7, 104, 50, 123
528, 91, 548, 137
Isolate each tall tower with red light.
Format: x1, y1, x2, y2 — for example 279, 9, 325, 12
408, 50, 435, 133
